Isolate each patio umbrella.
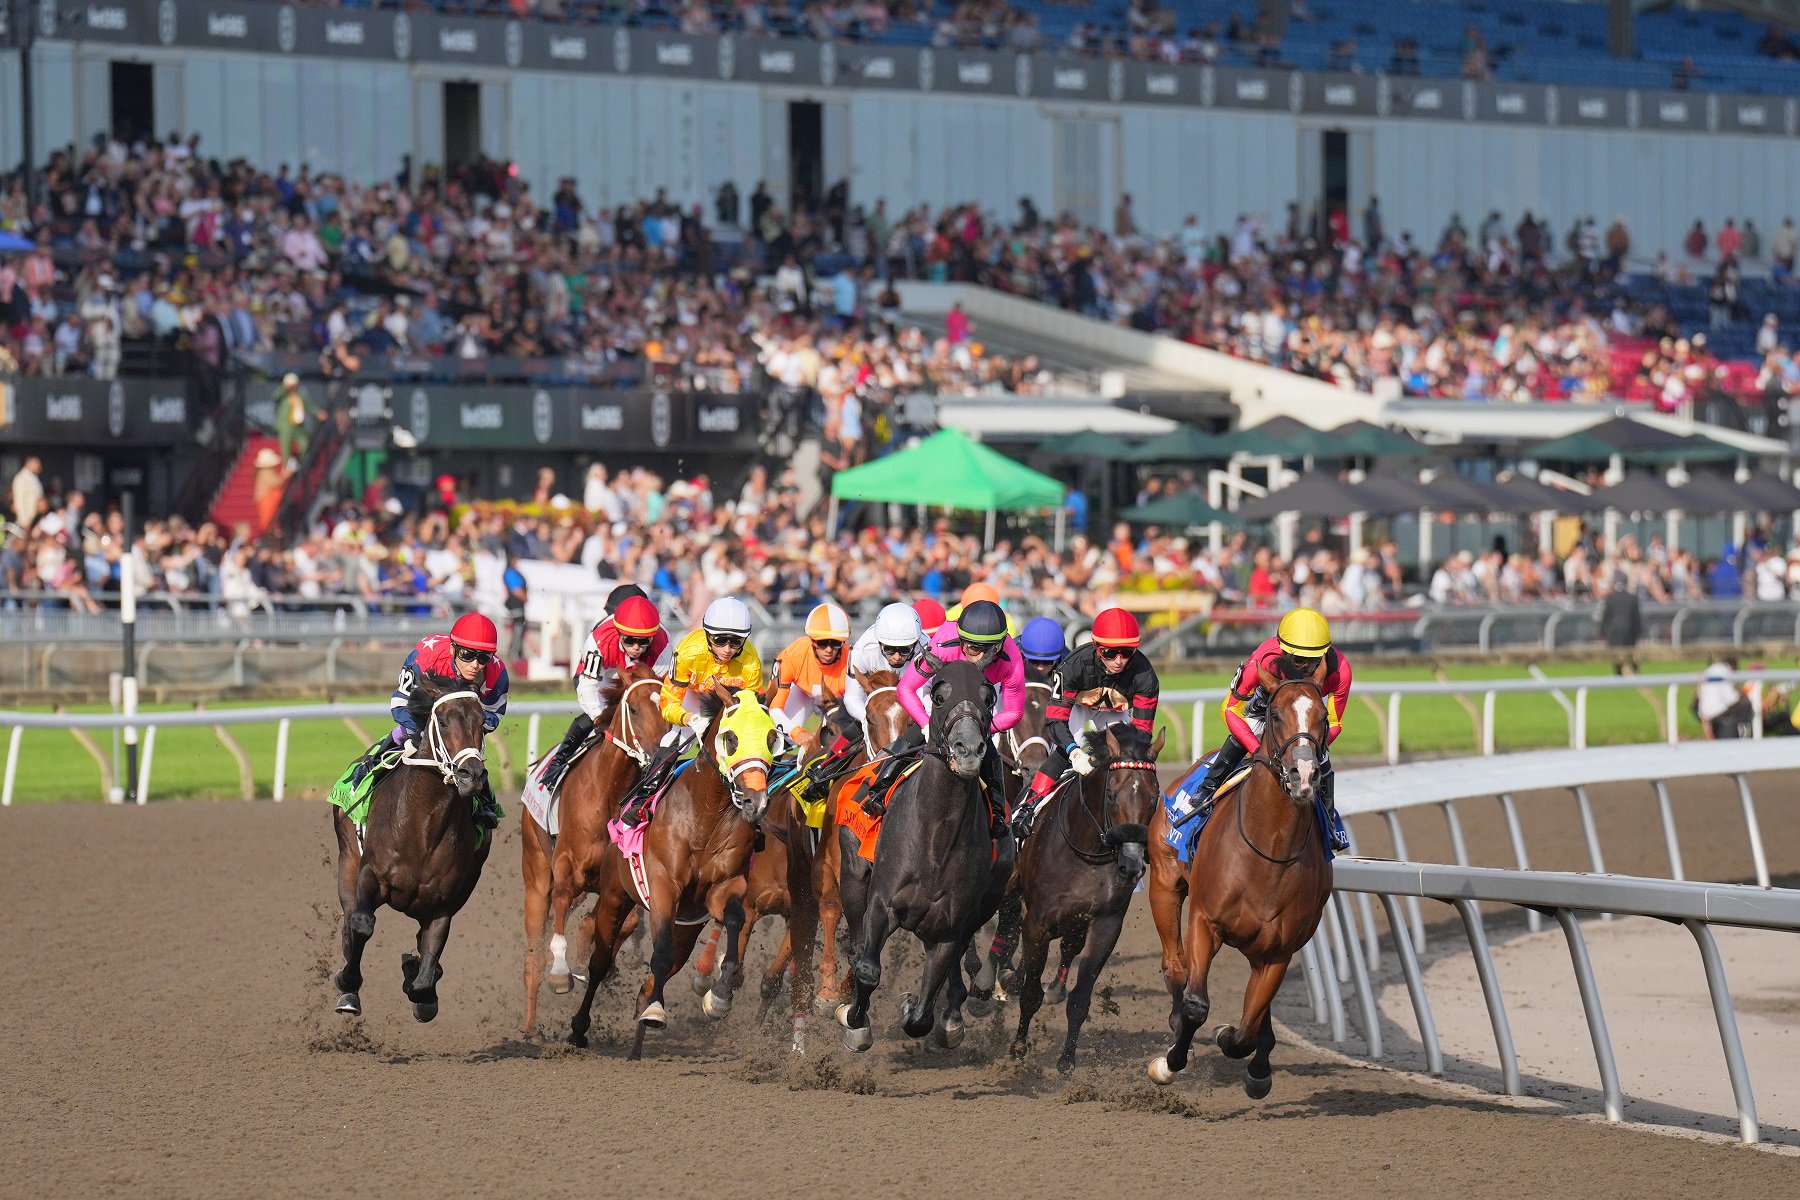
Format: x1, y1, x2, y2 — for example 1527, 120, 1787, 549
1331, 420, 1432, 459
1117, 492, 1241, 527
1038, 429, 1138, 460
1122, 424, 1227, 463
1236, 474, 1416, 521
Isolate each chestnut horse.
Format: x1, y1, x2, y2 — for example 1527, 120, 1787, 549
1005, 722, 1163, 1071
1147, 662, 1333, 1099
567, 687, 778, 1060
519, 662, 667, 1036
331, 677, 493, 1022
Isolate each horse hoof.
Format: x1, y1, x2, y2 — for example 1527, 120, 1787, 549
1148, 1055, 1178, 1086
335, 992, 361, 1016
548, 971, 572, 995
412, 1000, 438, 1023
568, 1029, 589, 1049
1056, 1052, 1076, 1074
843, 1023, 874, 1052
1044, 981, 1068, 1007
835, 1003, 855, 1029
639, 1001, 668, 1029
998, 969, 1018, 994
1245, 1070, 1273, 1100
1215, 1024, 1238, 1050
690, 970, 713, 996
938, 1019, 964, 1050
760, 973, 784, 1001
1009, 1037, 1028, 1059
965, 990, 993, 1018
973, 961, 997, 992
702, 989, 732, 1020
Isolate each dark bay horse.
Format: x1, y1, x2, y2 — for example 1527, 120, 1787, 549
567, 687, 777, 1060
1148, 662, 1333, 1098
520, 662, 666, 1036
968, 678, 1053, 999
1006, 723, 1163, 1071
332, 676, 493, 1022
838, 659, 1001, 1052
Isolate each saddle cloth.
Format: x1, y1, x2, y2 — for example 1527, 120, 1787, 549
834, 759, 924, 862
1161, 753, 1337, 866
328, 740, 409, 828
518, 731, 602, 837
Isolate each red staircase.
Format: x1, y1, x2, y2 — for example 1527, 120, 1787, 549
209, 434, 280, 538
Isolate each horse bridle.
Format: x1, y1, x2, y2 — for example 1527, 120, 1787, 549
712, 699, 773, 816
1058, 751, 1157, 865
603, 676, 662, 767
1002, 681, 1054, 777
928, 697, 990, 770
859, 684, 898, 759
1238, 678, 1329, 866
400, 690, 487, 784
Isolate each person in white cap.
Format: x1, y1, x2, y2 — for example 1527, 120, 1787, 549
274, 372, 318, 468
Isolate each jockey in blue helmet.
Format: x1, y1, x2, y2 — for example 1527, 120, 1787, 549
1018, 616, 1067, 685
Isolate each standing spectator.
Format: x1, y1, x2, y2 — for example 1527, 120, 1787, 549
1718, 218, 1743, 263
1603, 216, 1630, 267
502, 551, 529, 664
1775, 219, 1799, 276
1742, 219, 1763, 261
10, 456, 44, 529
1363, 196, 1384, 253
1114, 193, 1138, 240
1685, 219, 1709, 261
273, 374, 317, 469
1599, 569, 1642, 674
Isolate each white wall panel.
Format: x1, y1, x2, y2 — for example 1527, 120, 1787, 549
412, 77, 444, 175
219, 58, 265, 168
31, 42, 77, 158
152, 61, 184, 144
0, 52, 18, 172
480, 81, 508, 162
76, 55, 112, 147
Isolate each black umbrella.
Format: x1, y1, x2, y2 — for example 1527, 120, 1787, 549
1331, 420, 1432, 459
1236, 474, 1417, 521
1581, 474, 1688, 513
1118, 492, 1242, 527
1038, 429, 1139, 460
1677, 471, 1800, 513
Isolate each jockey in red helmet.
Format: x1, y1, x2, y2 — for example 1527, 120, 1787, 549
357, 612, 511, 826
1012, 607, 1160, 840
534, 592, 670, 796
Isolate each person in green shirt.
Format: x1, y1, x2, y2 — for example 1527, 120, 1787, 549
274, 373, 321, 468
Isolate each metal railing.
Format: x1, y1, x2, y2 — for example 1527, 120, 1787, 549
1147, 600, 1800, 659
1166, 668, 1800, 767
1303, 859, 1795, 1144
4, 670, 1797, 805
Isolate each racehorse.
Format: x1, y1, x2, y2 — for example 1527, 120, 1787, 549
566, 687, 777, 1060
1148, 662, 1333, 1098
519, 662, 666, 1036
1000, 680, 1055, 805
331, 676, 493, 1022
967, 678, 1053, 1000
838, 659, 1002, 1052
1005, 723, 1162, 1071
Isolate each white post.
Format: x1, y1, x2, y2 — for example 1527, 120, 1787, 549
1603, 507, 1620, 554
121, 553, 141, 805
1536, 509, 1554, 554
1349, 512, 1365, 554
1053, 506, 1066, 554
827, 495, 840, 538
273, 718, 291, 802
1278, 512, 1297, 562
1, 726, 21, 807
984, 507, 996, 550
1732, 510, 1748, 551
1386, 692, 1401, 764
1208, 520, 1222, 555
135, 724, 156, 804
108, 671, 123, 804
528, 713, 543, 764
1418, 508, 1433, 573
1666, 508, 1682, 553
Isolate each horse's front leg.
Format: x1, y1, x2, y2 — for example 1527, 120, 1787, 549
1219, 956, 1293, 1100
521, 812, 554, 1034
839, 897, 893, 1051
1057, 910, 1125, 1074
702, 879, 748, 1020
402, 912, 453, 1023
1008, 908, 1052, 1059
332, 811, 376, 1016
1150, 908, 1220, 1084
631, 897, 704, 1061
1147, 837, 1188, 1004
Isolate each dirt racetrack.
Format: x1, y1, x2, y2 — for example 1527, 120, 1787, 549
3, 789, 1796, 1200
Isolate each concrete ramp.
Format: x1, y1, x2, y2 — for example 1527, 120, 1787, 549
898, 281, 1387, 429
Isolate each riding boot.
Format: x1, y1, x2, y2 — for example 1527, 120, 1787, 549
981, 747, 1011, 840
618, 733, 686, 829
1189, 738, 1249, 816
1320, 760, 1349, 853
864, 726, 924, 814
800, 732, 856, 805
538, 714, 594, 795
1010, 769, 1060, 841
472, 778, 504, 830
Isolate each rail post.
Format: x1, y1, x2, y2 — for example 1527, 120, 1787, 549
1386, 692, 1400, 764
1573, 687, 1588, 749
1556, 908, 1623, 1124
1685, 919, 1759, 1144
273, 719, 291, 803
121, 492, 140, 806
1, 725, 21, 807
1481, 690, 1496, 756
1454, 897, 1521, 1097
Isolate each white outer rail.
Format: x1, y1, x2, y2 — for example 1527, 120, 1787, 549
1314, 858, 1797, 1144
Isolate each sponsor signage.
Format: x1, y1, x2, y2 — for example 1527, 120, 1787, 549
29, 4, 1799, 136
390, 387, 759, 452
0, 378, 195, 446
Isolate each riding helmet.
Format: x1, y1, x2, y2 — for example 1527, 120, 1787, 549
912, 597, 948, 636
605, 582, 649, 614
874, 602, 924, 650
702, 596, 754, 638
1018, 616, 1067, 662
959, 581, 1001, 609
1091, 608, 1141, 649
450, 612, 499, 653
804, 602, 851, 643
612, 596, 662, 638
956, 599, 1008, 644
1276, 607, 1331, 658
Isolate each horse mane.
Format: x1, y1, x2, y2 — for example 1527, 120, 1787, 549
405, 672, 454, 730
1083, 722, 1154, 762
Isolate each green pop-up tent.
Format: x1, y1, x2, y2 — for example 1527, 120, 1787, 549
829, 428, 1068, 547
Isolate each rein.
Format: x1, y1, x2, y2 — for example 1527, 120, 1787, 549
1057, 756, 1156, 865
602, 676, 662, 767
400, 690, 486, 784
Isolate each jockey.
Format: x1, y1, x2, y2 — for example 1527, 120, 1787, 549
1185, 607, 1352, 852
843, 601, 928, 725
912, 597, 948, 640
1017, 616, 1068, 685
535, 592, 669, 795
768, 602, 854, 752
617, 596, 763, 828
868, 599, 1023, 831
945, 581, 1020, 636
363, 612, 510, 827
1012, 608, 1158, 839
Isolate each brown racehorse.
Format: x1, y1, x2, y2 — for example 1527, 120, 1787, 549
1005, 722, 1163, 1071
969, 678, 1054, 999
816, 668, 913, 1005
519, 662, 667, 1036
1148, 662, 1333, 1099
566, 687, 778, 1060
331, 676, 493, 1022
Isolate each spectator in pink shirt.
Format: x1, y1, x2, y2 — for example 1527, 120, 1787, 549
282, 215, 328, 272
945, 300, 971, 345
